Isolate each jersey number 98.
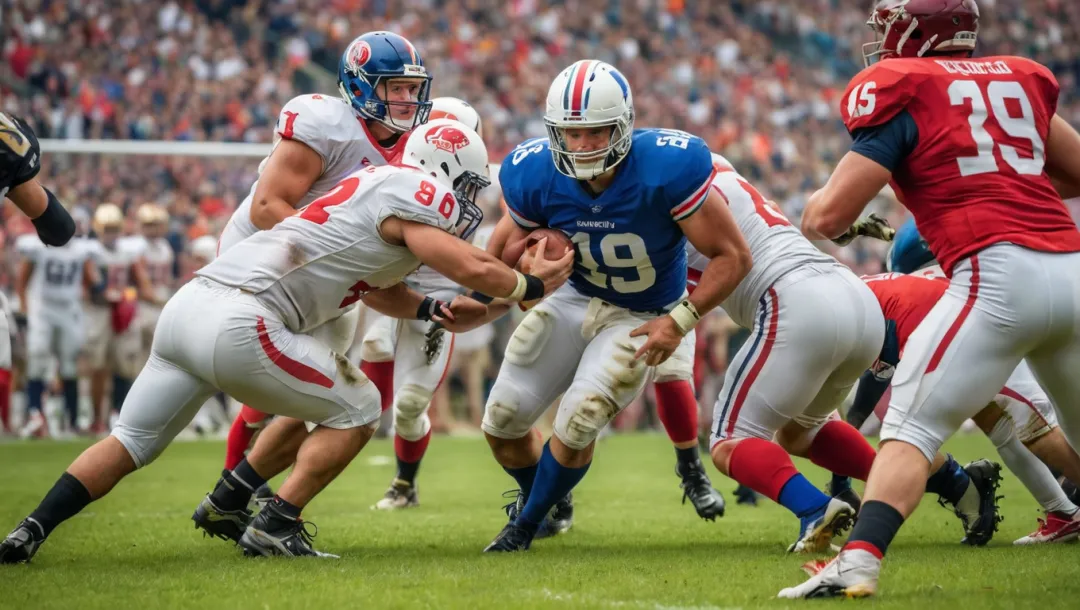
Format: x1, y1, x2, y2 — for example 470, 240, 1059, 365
571, 232, 656, 293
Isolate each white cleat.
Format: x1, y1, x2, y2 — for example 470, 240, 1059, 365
372, 480, 419, 511
777, 548, 880, 599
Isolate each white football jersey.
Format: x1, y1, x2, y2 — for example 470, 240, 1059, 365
199, 165, 464, 333
122, 235, 175, 302
16, 235, 96, 306
220, 94, 408, 251
686, 154, 838, 328
87, 238, 144, 295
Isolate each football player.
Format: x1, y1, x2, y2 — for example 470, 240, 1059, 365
15, 216, 100, 437
0, 112, 77, 433
372, 96, 486, 510
0, 120, 573, 562
781, 0, 1080, 598
683, 154, 885, 553
84, 204, 160, 434
481, 60, 751, 552
838, 222, 1080, 545
122, 204, 176, 369
216, 31, 434, 479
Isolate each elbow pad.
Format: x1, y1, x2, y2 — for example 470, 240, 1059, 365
32, 188, 76, 246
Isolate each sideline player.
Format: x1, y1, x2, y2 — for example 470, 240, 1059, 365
123, 204, 176, 369
481, 60, 751, 552
781, 0, 1080, 598
0, 112, 77, 433
0, 120, 573, 562
15, 218, 99, 437
216, 31, 434, 476
687, 154, 885, 553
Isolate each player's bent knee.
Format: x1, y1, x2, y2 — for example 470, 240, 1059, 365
394, 383, 433, 439
555, 393, 619, 451
504, 309, 554, 366
109, 426, 163, 469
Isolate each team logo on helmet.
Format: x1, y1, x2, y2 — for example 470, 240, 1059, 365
345, 40, 372, 72
424, 125, 470, 154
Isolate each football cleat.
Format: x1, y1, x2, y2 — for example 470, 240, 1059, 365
483, 523, 534, 553
677, 460, 725, 520
192, 494, 253, 543
536, 492, 574, 539
239, 505, 337, 558
825, 476, 863, 515
777, 547, 880, 599
0, 519, 46, 564
953, 459, 1003, 546
788, 498, 856, 554
733, 484, 760, 506
1013, 510, 1080, 545
373, 479, 420, 511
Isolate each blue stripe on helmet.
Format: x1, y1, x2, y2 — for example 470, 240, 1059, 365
562, 65, 576, 112
609, 69, 629, 100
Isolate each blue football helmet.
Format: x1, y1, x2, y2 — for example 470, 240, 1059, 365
886, 217, 938, 273
338, 31, 432, 134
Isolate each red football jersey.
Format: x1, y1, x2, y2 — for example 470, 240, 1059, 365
862, 272, 948, 352
842, 56, 1080, 275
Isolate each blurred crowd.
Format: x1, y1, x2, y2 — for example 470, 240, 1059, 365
2, 0, 1080, 435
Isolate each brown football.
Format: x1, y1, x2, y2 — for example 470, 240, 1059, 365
502, 228, 574, 272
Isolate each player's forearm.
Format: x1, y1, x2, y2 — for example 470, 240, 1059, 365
688, 256, 749, 318
251, 195, 298, 231
11, 181, 76, 246
1047, 114, 1080, 200
847, 370, 890, 430
362, 283, 424, 318
486, 214, 527, 259
8, 179, 48, 218
801, 190, 851, 240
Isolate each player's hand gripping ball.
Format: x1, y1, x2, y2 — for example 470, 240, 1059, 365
501, 228, 574, 310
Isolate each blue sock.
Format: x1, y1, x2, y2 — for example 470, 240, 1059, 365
926, 454, 970, 505
112, 376, 133, 414
62, 379, 79, 428
27, 379, 45, 414
517, 442, 590, 531
503, 463, 539, 500
778, 474, 832, 518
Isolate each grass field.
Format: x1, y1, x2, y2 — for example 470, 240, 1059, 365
2, 432, 1078, 609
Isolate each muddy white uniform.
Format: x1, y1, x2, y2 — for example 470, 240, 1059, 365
111, 165, 463, 467
85, 238, 145, 377
16, 235, 95, 379
122, 234, 174, 353
218, 94, 408, 253
697, 155, 885, 446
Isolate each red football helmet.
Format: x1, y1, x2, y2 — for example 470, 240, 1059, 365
863, 0, 980, 67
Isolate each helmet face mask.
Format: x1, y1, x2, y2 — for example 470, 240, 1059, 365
338, 32, 433, 134
544, 60, 635, 181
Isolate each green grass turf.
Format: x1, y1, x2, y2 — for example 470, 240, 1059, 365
1, 432, 1078, 609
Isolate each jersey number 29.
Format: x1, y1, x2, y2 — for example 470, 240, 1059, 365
948, 79, 1045, 177
571, 232, 656, 293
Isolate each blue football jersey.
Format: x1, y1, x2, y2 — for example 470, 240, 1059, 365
500, 128, 716, 311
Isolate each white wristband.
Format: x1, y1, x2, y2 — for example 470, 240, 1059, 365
507, 271, 528, 302
667, 300, 701, 335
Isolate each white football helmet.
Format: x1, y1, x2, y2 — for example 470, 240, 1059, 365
544, 59, 635, 180
401, 118, 490, 239
136, 203, 168, 225
93, 203, 123, 233
430, 97, 483, 138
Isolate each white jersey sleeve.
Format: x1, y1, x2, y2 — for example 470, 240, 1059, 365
374, 171, 460, 234
15, 234, 45, 262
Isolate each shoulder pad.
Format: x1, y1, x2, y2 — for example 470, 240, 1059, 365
378, 171, 457, 233
841, 63, 918, 132
276, 95, 352, 160
499, 138, 551, 229
635, 130, 715, 220
1007, 57, 1060, 117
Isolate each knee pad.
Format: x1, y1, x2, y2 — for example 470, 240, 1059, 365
110, 426, 161, 469
393, 383, 433, 440
505, 309, 553, 366
555, 392, 619, 451
482, 393, 528, 439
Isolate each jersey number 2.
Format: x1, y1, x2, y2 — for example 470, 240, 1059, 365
298, 177, 361, 224
948, 80, 1045, 177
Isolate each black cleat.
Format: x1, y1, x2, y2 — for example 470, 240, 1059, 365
501, 489, 526, 523
733, 484, 760, 506
0, 519, 46, 564
239, 504, 336, 558
483, 523, 534, 553
958, 459, 1004, 546
825, 477, 863, 515
192, 494, 253, 543
535, 492, 573, 539
678, 460, 725, 520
